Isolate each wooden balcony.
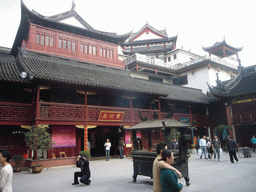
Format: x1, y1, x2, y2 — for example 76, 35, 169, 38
0, 102, 34, 125
0, 102, 208, 127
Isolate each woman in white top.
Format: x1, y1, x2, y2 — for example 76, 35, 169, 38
0, 149, 13, 192
104, 139, 111, 161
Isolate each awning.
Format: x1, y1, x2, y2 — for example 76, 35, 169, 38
125, 118, 191, 130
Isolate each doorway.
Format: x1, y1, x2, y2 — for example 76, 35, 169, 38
88, 126, 120, 157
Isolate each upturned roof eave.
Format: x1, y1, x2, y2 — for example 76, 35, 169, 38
11, 0, 131, 55
202, 40, 243, 52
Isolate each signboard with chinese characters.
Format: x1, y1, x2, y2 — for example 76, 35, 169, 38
179, 117, 190, 123
98, 111, 125, 121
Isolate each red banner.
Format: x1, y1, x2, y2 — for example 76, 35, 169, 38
98, 111, 124, 121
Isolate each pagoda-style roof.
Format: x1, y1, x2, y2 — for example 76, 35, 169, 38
208, 65, 256, 98
122, 45, 175, 55
128, 23, 168, 42
11, 1, 131, 55
125, 118, 191, 130
202, 39, 243, 58
0, 50, 211, 104
121, 23, 177, 55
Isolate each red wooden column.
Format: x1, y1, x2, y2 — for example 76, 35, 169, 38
35, 85, 40, 126
130, 98, 133, 126
158, 98, 161, 119
84, 92, 88, 151
225, 103, 235, 139
84, 126, 88, 151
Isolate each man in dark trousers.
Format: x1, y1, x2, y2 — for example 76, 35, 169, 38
227, 136, 239, 163
72, 156, 91, 185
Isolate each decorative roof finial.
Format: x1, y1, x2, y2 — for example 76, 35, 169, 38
216, 73, 221, 85
72, 0, 76, 11
238, 59, 242, 69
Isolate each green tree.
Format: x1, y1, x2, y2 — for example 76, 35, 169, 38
24, 124, 53, 166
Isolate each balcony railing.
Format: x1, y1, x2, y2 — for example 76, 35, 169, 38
39, 102, 84, 121
0, 102, 208, 127
0, 102, 33, 121
125, 53, 238, 70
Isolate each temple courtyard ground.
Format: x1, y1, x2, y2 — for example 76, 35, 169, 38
13, 150, 256, 192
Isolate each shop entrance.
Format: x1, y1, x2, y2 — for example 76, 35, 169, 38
88, 126, 121, 157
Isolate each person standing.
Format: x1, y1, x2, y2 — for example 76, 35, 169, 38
72, 156, 91, 185
104, 139, 111, 161
0, 149, 13, 192
118, 137, 125, 159
207, 138, 213, 159
250, 135, 256, 152
171, 139, 178, 149
227, 136, 239, 163
196, 136, 200, 154
199, 136, 207, 159
160, 150, 183, 192
212, 135, 221, 161
153, 142, 182, 192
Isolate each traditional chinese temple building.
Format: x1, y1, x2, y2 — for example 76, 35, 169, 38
1, 1, 245, 166
209, 64, 256, 146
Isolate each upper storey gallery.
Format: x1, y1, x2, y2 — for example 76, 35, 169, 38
11, 1, 131, 69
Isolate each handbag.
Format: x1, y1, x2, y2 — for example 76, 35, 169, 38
198, 148, 202, 157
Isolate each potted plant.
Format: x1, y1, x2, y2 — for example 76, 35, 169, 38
24, 124, 53, 173
12, 155, 24, 172
78, 150, 91, 160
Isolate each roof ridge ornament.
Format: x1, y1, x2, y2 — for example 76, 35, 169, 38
72, 0, 76, 12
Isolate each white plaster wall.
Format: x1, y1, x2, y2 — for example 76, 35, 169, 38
183, 66, 210, 94
129, 72, 149, 80
163, 78, 172, 84
209, 66, 233, 87
167, 51, 198, 66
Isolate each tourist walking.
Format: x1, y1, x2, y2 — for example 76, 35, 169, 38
0, 149, 13, 192
199, 136, 207, 159
104, 139, 111, 161
212, 135, 221, 161
118, 137, 125, 159
196, 136, 200, 153
227, 136, 238, 163
207, 138, 213, 159
250, 135, 256, 152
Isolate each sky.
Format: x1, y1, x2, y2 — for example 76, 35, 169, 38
0, 0, 255, 67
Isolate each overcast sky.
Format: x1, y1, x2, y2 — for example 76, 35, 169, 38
0, 0, 255, 67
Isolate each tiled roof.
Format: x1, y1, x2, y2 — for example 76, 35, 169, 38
0, 52, 212, 104
209, 66, 256, 98
0, 54, 30, 83
125, 118, 191, 130
202, 39, 243, 52
122, 36, 177, 46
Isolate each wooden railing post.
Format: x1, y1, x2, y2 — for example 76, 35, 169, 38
35, 85, 40, 126
130, 98, 133, 126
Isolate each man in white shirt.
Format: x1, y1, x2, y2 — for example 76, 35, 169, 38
153, 142, 182, 192
199, 136, 208, 159
0, 149, 13, 192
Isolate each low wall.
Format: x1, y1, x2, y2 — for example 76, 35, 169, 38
24, 157, 77, 168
